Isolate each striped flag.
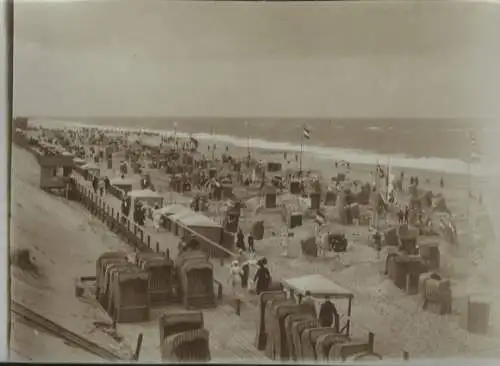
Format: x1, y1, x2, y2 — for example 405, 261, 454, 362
470, 132, 481, 162
376, 163, 385, 179
315, 210, 327, 225
303, 126, 311, 140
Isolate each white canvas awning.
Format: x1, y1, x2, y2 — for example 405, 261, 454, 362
178, 213, 221, 228
159, 204, 190, 216
81, 163, 100, 171
110, 177, 135, 186
127, 189, 161, 198
283, 274, 353, 299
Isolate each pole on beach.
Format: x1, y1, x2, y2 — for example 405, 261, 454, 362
211, 127, 216, 161
245, 121, 251, 160
173, 122, 178, 152
299, 123, 304, 179
467, 130, 473, 231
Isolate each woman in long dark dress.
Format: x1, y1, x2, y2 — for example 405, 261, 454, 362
254, 260, 271, 295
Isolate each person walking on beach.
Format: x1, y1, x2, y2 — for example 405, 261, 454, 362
238, 249, 250, 290
397, 209, 404, 224
319, 295, 340, 331
247, 234, 255, 253
319, 230, 330, 257
254, 259, 271, 295
92, 176, 99, 193
228, 260, 243, 296
236, 229, 246, 251
404, 206, 410, 224
98, 178, 105, 196
104, 176, 110, 192
152, 205, 162, 232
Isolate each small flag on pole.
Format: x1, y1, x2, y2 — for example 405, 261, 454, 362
470, 132, 481, 162
315, 210, 327, 225
303, 126, 311, 140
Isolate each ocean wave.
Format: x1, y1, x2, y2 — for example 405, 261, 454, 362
188, 131, 489, 177
32, 118, 492, 177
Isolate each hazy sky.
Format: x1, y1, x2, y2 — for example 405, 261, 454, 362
12, 1, 500, 118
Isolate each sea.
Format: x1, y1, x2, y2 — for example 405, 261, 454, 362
30, 117, 498, 177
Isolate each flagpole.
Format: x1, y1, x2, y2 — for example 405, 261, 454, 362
245, 121, 250, 160
173, 122, 178, 152
299, 124, 304, 179
374, 163, 379, 232
212, 127, 215, 161
467, 130, 472, 228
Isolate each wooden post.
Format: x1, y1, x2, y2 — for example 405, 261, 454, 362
217, 283, 223, 300
156, 242, 160, 252
166, 249, 170, 259
133, 333, 144, 361
403, 351, 409, 361
368, 332, 374, 352
147, 235, 151, 248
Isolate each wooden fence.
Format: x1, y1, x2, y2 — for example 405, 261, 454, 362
14, 133, 238, 260
74, 184, 161, 254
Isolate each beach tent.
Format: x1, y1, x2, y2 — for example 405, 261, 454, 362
282, 274, 354, 335
160, 204, 192, 231
81, 162, 100, 177
169, 207, 224, 250
110, 177, 135, 193
127, 189, 164, 215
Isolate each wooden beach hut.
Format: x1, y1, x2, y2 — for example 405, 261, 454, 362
263, 185, 278, 209
283, 274, 355, 336
160, 204, 192, 232
172, 211, 225, 254
38, 154, 74, 192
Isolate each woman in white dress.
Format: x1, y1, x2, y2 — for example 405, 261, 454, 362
228, 260, 243, 296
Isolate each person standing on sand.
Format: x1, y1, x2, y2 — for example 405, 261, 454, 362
397, 209, 403, 224
247, 234, 255, 253
404, 206, 410, 224
238, 249, 250, 289
254, 259, 271, 295
319, 295, 340, 331
228, 260, 243, 296
302, 291, 316, 309
98, 178, 105, 196
152, 205, 162, 232
236, 229, 246, 251
319, 230, 330, 257
92, 176, 99, 193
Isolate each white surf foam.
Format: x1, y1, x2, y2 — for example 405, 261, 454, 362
31, 118, 493, 177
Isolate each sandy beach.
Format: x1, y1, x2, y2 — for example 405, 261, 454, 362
9, 120, 500, 361
10, 0, 500, 362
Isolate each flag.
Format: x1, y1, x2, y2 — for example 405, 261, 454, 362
470, 132, 481, 162
376, 163, 385, 179
315, 210, 327, 225
303, 126, 311, 140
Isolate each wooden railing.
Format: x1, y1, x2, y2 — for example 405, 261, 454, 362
14, 132, 237, 261
76, 183, 159, 254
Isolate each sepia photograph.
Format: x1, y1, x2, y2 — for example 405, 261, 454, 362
7, 0, 500, 362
